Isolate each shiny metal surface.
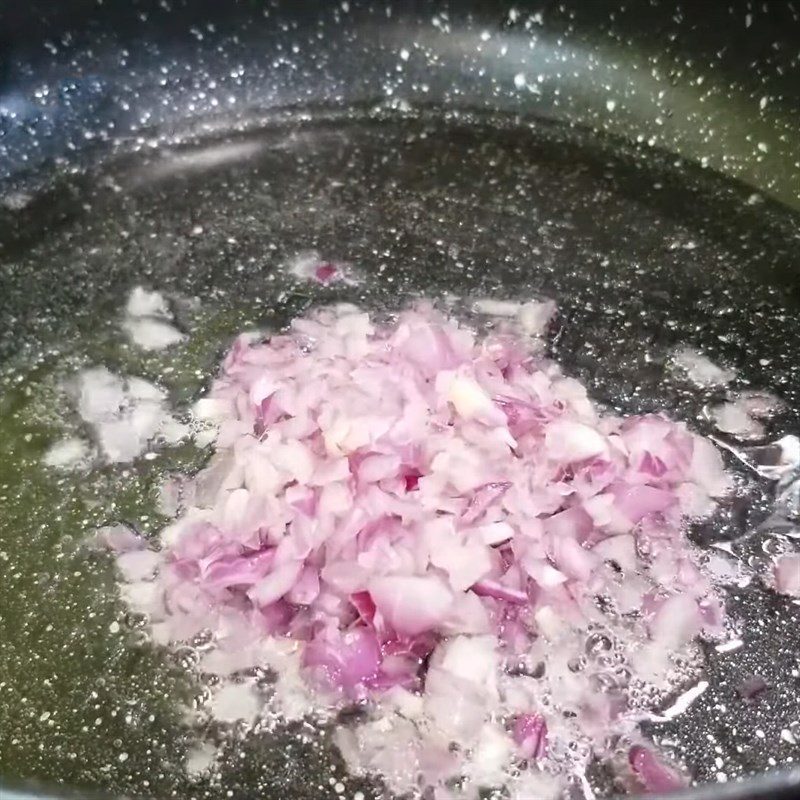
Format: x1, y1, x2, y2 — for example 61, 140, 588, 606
1, 1, 799, 207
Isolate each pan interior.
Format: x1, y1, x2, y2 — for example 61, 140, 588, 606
1, 109, 799, 799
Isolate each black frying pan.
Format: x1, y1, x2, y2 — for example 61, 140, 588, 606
1, 2, 799, 799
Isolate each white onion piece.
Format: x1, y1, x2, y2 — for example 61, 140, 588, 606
517, 299, 556, 336
207, 681, 262, 723
739, 390, 785, 419
672, 346, 736, 387
472, 298, 522, 317
185, 742, 217, 775
72, 367, 180, 463
123, 317, 185, 350
123, 286, 185, 350
126, 286, 171, 319
116, 549, 162, 582
42, 436, 92, 470
710, 400, 765, 440
774, 553, 800, 597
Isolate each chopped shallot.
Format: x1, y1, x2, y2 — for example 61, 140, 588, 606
512, 713, 547, 760
629, 745, 686, 794
106, 301, 734, 798
285, 251, 358, 286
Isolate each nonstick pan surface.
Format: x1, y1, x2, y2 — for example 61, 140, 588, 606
1, 3, 799, 800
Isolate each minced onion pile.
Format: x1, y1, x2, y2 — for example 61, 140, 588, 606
108, 300, 737, 798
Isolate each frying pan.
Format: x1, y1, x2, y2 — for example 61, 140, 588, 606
1, 1, 799, 799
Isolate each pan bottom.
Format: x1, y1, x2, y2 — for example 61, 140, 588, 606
1, 109, 799, 799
